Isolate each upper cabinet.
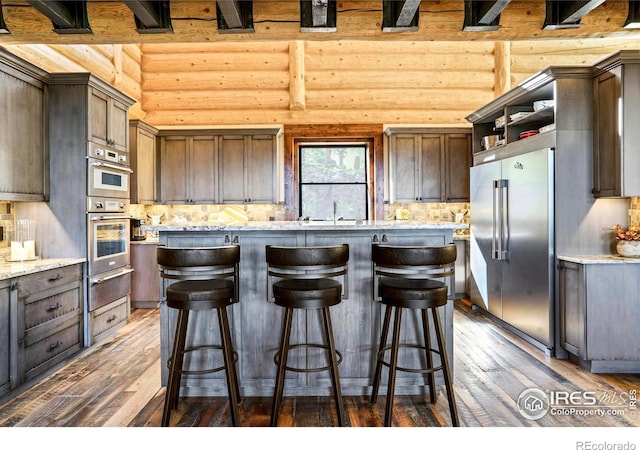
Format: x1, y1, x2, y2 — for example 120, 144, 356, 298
219, 134, 277, 204
592, 51, 640, 198
158, 135, 218, 204
0, 50, 49, 201
88, 88, 129, 153
129, 120, 158, 205
387, 129, 471, 203
157, 129, 280, 205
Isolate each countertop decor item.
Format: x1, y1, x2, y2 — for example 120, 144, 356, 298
613, 224, 640, 257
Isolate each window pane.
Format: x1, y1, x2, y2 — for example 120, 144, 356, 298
300, 146, 367, 183
301, 185, 367, 220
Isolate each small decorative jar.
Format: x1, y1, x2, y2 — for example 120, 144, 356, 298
616, 240, 640, 258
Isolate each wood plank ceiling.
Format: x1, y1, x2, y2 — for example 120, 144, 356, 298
1, 1, 640, 43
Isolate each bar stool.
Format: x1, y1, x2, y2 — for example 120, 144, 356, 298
370, 243, 459, 427
157, 245, 241, 427
266, 244, 349, 427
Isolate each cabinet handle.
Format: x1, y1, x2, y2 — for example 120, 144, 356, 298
232, 236, 239, 244
48, 341, 62, 352
372, 235, 379, 243
48, 274, 63, 282
10, 282, 18, 292
107, 315, 117, 323
47, 303, 62, 312
381, 234, 388, 242
225, 235, 231, 244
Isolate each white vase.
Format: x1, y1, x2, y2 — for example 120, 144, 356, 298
616, 240, 640, 258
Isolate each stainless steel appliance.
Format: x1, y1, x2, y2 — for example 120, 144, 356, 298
87, 142, 132, 199
469, 147, 555, 353
87, 212, 130, 275
130, 218, 146, 241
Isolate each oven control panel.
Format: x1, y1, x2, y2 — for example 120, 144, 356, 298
87, 196, 130, 213
87, 141, 130, 168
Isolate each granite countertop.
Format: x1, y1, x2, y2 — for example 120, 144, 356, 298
557, 254, 640, 264
142, 220, 469, 232
0, 258, 86, 281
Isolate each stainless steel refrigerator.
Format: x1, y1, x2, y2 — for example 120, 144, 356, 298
469, 147, 555, 352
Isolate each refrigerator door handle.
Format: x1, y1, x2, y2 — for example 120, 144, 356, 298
499, 179, 509, 260
493, 179, 508, 260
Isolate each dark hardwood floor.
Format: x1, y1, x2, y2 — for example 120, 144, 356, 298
1, 300, 638, 430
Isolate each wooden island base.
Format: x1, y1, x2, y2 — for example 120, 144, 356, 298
149, 221, 465, 397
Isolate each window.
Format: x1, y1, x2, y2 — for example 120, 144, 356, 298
299, 144, 369, 220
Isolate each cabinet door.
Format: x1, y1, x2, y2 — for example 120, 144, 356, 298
418, 134, 445, 202
109, 99, 129, 153
88, 88, 110, 146
246, 135, 276, 203
593, 68, 621, 198
558, 261, 585, 357
159, 136, 188, 203
190, 136, 218, 203
0, 65, 47, 200
130, 123, 157, 204
0, 280, 12, 396
390, 134, 420, 202
445, 133, 471, 202
219, 135, 247, 203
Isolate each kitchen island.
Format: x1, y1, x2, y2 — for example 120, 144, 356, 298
145, 220, 467, 397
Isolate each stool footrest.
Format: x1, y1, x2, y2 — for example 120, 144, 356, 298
376, 343, 443, 375
167, 344, 239, 376
274, 343, 343, 374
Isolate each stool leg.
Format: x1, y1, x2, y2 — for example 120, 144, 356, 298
421, 309, 437, 404
162, 309, 189, 427
371, 304, 393, 405
218, 306, 240, 427
271, 307, 293, 426
431, 308, 460, 427
321, 307, 345, 427
384, 306, 403, 427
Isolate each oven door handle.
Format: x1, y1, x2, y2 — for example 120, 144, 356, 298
89, 161, 133, 173
91, 268, 134, 285
90, 215, 132, 221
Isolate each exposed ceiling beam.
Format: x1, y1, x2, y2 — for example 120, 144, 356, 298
216, 0, 254, 33
543, 0, 606, 30
625, 0, 640, 28
382, 0, 420, 32
0, 1, 10, 34
26, 0, 91, 34
463, 0, 512, 31
124, 0, 172, 33
300, 0, 337, 32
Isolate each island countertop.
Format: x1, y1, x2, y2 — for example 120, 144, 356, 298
143, 219, 468, 232
155, 223, 459, 398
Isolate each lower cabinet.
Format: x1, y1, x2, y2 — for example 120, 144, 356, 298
16, 263, 84, 384
130, 242, 160, 309
559, 259, 640, 373
0, 279, 14, 397
89, 296, 129, 345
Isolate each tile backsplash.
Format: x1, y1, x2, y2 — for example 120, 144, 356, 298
385, 202, 470, 224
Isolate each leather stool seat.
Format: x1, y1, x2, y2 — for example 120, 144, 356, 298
272, 278, 342, 308
166, 279, 235, 309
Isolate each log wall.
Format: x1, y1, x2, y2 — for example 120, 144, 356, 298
3, 37, 640, 126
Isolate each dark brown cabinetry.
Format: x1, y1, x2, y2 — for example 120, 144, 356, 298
558, 259, 640, 373
388, 129, 471, 203
0, 50, 49, 201
592, 51, 640, 198
16, 264, 83, 383
129, 120, 158, 204
130, 242, 159, 308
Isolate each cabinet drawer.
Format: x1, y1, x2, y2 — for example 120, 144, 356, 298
23, 282, 82, 332
90, 296, 129, 344
18, 265, 82, 297
21, 318, 82, 381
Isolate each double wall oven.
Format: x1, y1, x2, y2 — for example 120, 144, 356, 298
86, 143, 134, 339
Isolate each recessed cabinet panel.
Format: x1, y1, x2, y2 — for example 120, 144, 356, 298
0, 281, 12, 397
160, 137, 189, 204
191, 136, 218, 203
88, 88, 129, 154
390, 134, 419, 203
129, 120, 157, 204
247, 135, 276, 204
219, 135, 246, 204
